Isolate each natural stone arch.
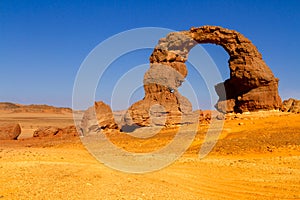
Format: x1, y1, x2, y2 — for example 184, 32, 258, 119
125, 26, 282, 127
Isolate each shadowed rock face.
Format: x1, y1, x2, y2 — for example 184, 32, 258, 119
127, 25, 282, 127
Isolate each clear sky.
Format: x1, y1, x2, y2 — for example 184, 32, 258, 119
1, 0, 300, 110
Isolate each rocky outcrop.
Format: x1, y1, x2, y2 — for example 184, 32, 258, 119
80, 101, 118, 135
0, 123, 21, 140
125, 25, 281, 127
33, 125, 78, 138
282, 98, 300, 113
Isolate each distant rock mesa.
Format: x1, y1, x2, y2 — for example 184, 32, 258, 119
0, 102, 72, 113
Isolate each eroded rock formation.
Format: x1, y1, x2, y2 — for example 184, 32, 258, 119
80, 101, 118, 135
282, 98, 300, 113
33, 125, 78, 138
126, 26, 282, 127
0, 123, 21, 140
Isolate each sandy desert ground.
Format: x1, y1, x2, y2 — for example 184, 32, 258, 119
0, 110, 300, 199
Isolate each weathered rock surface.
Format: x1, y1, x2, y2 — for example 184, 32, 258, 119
33, 126, 60, 137
190, 26, 282, 113
0, 123, 21, 140
126, 25, 281, 127
33, 125, 78, 138
80, 101, 118, 135
282, 98, 300, 113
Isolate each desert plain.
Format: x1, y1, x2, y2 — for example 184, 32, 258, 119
0, 106, 299, 200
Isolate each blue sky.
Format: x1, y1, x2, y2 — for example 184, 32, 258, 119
1, 0, 300, 110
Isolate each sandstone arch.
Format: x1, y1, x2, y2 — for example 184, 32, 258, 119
125, 26, 282, 127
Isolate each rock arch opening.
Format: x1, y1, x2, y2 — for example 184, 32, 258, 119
200, 43, 230, 80
181, 44, 230, 110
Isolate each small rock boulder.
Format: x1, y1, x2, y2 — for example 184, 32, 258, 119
0, 123, 22, 140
